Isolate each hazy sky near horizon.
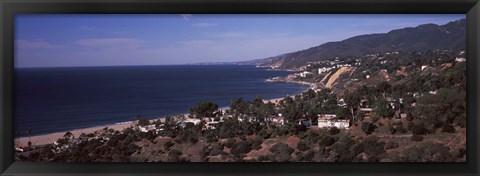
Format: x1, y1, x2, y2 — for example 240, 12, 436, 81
15, 14, 465, 68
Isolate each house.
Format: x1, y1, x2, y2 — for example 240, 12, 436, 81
317, 114, 350, 129
360, 99, 369, 108
318, 67, 332, 74
183, 118, 201, 125
299, 71, 313, 78
205, 121, 220, 129
359, 108, 373, 118
421, 65, 428, 71
455, 57, 466, 62
298, 119, 312, 127
337, 98, 347, 107
139, 124, 158, 133
272, 117, 285, 126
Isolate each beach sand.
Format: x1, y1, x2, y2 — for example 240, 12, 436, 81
15, 122, 136, 147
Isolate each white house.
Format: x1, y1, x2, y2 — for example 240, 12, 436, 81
455, 57, 466, 62
139, 124, 159, 133
299, 71, 313, 78
318, 67, 332, 74
421, 65, 428, 71
337, 98, 347, 107
183, 118, 202, 125
317, 114, 350, 129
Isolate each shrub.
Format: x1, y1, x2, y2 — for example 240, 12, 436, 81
319, 135, 336, 146
251, 137, 263, 150
410, 134, 424, 141
408, 122, 429, 135
362, 122, 376, 135
167, 149, 182, 162
209, 145, 223, 156
441, 124, 456, 133
164, 141, 174, 150
296, 141, 310, 151
269, 143, 294, 155
456, 148, 466, 158
329, 127, 340, 135
138, 118, 151, 126
225, 138, 236, 148
231, 141, 252, 158
360, 136, 386, 160
385, 141, 399, 149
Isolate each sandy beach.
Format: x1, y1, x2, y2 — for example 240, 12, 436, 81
15, 121, 136, 147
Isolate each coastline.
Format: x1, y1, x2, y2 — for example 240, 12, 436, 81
16, 76, 315, 147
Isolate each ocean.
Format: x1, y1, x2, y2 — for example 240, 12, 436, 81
14, 65, 308, 136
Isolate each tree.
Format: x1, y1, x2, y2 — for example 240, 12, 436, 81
373, 98, 394, 118
269, 143, 294, 162
344, 91, 361, 122
362, 122, 376, 135
189, 101, 219, 118
377, 81, 392, 98
359, 136, 386, 161
296, 141, 310, 151
413, 88, 466, 128
302, 89, 317, 101
27, 130, 32, 147
230, 97, 248, 114
231, 141, 252, 158
137, 118, 150, 126
335, 108, 350, 120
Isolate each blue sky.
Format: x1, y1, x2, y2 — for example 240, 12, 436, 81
15, 14, 465, 68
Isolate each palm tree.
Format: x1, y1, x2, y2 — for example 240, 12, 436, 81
15, 131, 21, 147
27, 130, 32, 147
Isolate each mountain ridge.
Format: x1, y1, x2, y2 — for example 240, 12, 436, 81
247, 18, 466, 69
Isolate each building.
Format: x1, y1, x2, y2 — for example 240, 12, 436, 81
298, 119, 312, 127
337, 98, 347, 107
359, 108, 373, 118
317, 114, 350, 129
318, 67, 332, 74
421, 65, 428, 71
455, 57, 466, 62
272, 117, 285, 125
299, 71, 313, 78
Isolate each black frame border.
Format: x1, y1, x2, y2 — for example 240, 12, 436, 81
1, 0, 479, 176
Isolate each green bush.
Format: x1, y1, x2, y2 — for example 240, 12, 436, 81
319, 135, 336, 146
329, 127, 340, 135
225, 138, 236, 148
231, 141, 252, 158
441, 124, 456, 133
296, 141, 310, 151
385, 141, 399, 149
251, 137, 263, 150
209, 145, 223, 156
362, 122, 376, 135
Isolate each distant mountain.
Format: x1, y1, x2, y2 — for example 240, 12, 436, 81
250, 18, 466, 69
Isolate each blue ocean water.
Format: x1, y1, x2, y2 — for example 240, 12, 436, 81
14, 65, 308, 136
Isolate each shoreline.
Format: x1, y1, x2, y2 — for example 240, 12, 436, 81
16, 78, 315, 147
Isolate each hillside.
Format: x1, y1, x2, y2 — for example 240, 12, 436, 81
250, 18, 465, 69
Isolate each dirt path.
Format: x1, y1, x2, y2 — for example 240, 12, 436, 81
319, 71, 331, 84
325, 67, 352, 88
